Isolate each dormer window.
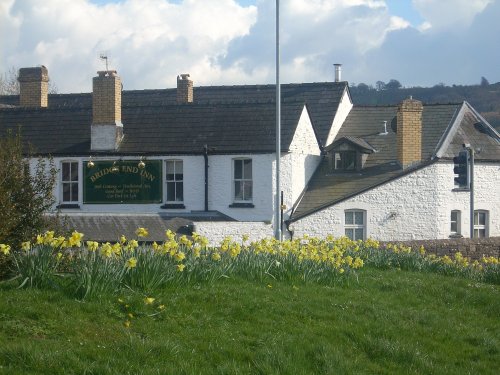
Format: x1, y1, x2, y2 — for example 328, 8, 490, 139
326, 136, 376, 173
334, 151, 357, 170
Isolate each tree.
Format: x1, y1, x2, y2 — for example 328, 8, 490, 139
375, 81, 386, 91
385, 79, 402, 90
0, 67, 19, 95
0, 131, 58, 247
356, 82, 372, 93
480, 76, 490, 86
0, 67, 58, 95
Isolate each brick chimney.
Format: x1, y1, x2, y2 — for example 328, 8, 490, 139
18, 66, 49, 108
397, 97, 423, 168
177, 74, 193, 103
91, 70, 123, 151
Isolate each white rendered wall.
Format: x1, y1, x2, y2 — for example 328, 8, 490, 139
194, 221, 274, 245
325, 89, 353, 146
51, 155, 205, 214
208, 153, 274, 221
291, 162, 500, 240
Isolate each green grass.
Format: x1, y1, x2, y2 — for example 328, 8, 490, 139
1, 268, 499, 375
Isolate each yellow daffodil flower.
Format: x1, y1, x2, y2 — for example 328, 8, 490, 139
125, 257, 137, 269
0, 244, 11, 255
68, 231, 84, 247
144, 297, 155, 305
86, 241, 99, 252
176, 264, 185, 272
135, 227, 149, 238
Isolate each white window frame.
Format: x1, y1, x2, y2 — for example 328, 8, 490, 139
233, 158, 253, 203
344, 209, 366, 240
60, 160, 79, 203
473, 210, 489, 238
165, 160, 184, 203
450, 210, 461, 236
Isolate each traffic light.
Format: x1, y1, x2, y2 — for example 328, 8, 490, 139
453, 150, 469, 188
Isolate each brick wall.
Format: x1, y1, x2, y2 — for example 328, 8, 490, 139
18, 66, 49, 108
397, 98, 423, 168
177, 74, 193, 103
92, 71, 121, 124
382, 237, 500, 260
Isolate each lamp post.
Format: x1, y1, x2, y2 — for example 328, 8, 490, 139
274, 0, 281, 240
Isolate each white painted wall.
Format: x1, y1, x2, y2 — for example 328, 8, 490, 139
194, 221, 274, 245
50, 153, 276, 222
208, 153, 274, 221
325, 88, 353, 146
291, 162, 500, 240
280, 106, 322, 223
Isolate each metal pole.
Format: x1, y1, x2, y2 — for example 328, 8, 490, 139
469, 148, 474, 238
275, 0, 281, 240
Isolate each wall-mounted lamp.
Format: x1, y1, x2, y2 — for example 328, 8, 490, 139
87, 156, 95, 168
111, 161, 120, 173
138, 157, 146, 169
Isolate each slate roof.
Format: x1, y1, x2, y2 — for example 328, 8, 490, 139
0, 81, 348, 154
290, 102, 500, 221
58, 211, 235, 242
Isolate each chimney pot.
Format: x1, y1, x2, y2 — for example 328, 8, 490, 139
334, 63, 342, 82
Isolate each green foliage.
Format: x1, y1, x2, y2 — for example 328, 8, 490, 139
72, 249, 125, 300
0, 131, 57, 249
11, 244, 62, 289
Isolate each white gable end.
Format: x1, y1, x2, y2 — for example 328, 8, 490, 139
325, 88, 353, 146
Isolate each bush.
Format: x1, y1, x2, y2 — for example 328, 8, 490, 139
0, 130, 57, 248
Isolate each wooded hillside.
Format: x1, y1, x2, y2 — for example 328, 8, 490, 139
349, 82, 500, 131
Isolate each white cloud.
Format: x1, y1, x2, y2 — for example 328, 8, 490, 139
0, 0, 498, 92
412, 0, 495, 31
1, 0, 257, 91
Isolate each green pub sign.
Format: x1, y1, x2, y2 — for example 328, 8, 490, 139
84, 160, 162, 204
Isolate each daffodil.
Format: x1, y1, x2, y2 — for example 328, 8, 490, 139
0, 244, 11, 255
135, 227, 149, 238
124, 320, 131, 328
144, 297, 155, 305
176, 264, 185, 272
126, 257, 137, 269
21, 241, 31, 252
174, 251, 185, 262
86, 241, 99, 252
126, 239, 139, 251
68, 231, 84, 247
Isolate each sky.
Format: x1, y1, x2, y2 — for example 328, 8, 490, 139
1, 0, 499, 93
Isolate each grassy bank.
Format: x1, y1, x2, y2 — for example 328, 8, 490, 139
1, 268, 499, 375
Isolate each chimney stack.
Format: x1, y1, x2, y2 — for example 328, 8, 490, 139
18, 66, 49, 108
91, 70, 123, 151
334, 64, 342, 82
177, 74, 193, 103
397, 97, 423, 168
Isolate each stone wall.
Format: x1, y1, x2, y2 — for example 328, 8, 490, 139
382, 237, 500, 260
